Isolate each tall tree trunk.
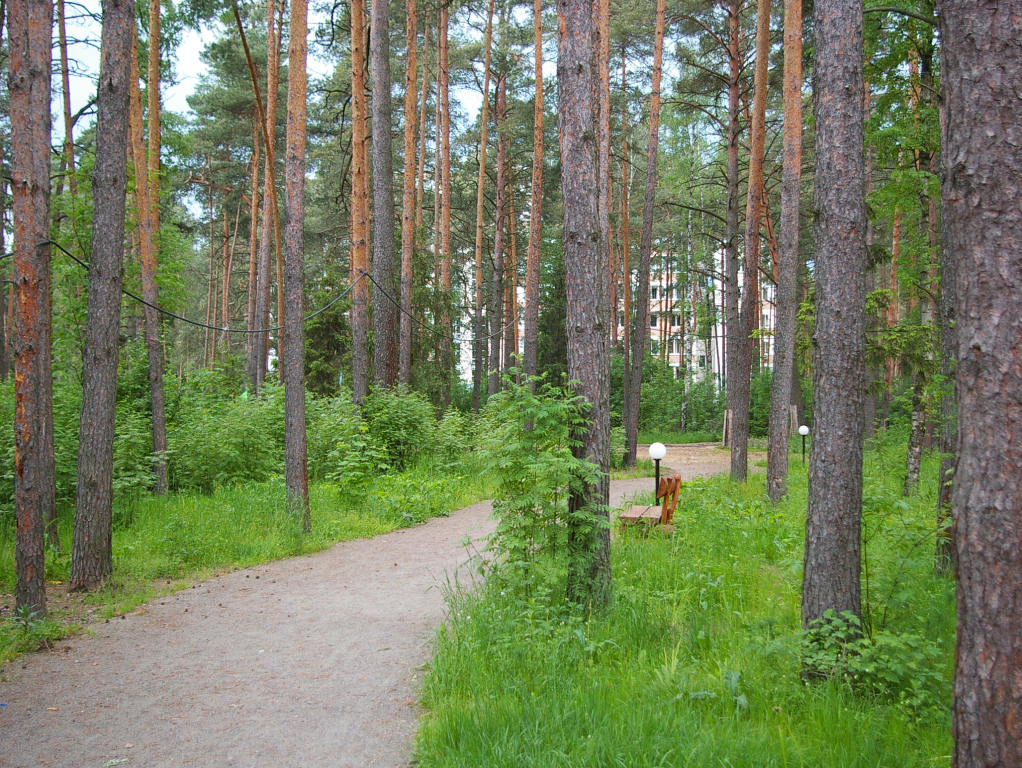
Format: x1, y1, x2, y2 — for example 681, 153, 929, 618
146, 0, 160, 232
489, 70, 507, 396
559, 0, 610, 609
723, 0, 741, 452
903, 374, 925, 495
522, 0, 543, 382
350, 0, 370, 403
505, 189, 518, 376
626, 0, 666, 468
246, 120, 260, 370
621, 53, 633, 464
939, 5, 1022, 762
730, 0, 770, 482
766, 0, 801, 502
0, 141, 8, 383
70, 0, 132, 591
283, 0, 311, 531
597, 0, 611, 348
935, 179, 955, 573
471, 0, 496, 411
57, 0, 75, 197
9, 0, 54, 617
249, 0, 282, 390
438, 6, 453, 406
398, 0, 418, 386
802, 0, 866, 627
371, 0, 398, 387
128, 41, 168, 494
415, 18, 430, 236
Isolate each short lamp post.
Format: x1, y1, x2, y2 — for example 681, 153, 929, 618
649, 442, 667, 493
798, 425, 810, 465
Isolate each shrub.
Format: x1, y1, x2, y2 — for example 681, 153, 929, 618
361, 386, 439, 469
801, 609, 949, 716
168, 385, 284, 492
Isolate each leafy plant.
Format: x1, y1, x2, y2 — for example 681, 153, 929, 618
802, 609, 949, 716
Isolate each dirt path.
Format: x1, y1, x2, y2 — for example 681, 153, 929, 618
0, 448, 731, 768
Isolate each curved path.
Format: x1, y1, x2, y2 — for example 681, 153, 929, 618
0, 446, 732, 767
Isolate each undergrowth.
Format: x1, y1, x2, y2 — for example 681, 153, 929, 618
416, 428, 953, 767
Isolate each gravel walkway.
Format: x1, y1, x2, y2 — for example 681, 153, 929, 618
0, 447, 731, 767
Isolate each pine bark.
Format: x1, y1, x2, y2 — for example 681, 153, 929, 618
522, 0, 543, 382
9, 0, 54, 617
935, 178, 955, 573
938, 3, 1022, 762
471, 0, 496, 411
70, 0, 133, 591
0, 141, 7, 383
559, 0, 610, 609
437, 7, 453, 406
246, 121, 261, 364
398, 0, 418, 386
371, 0, 398, 387
415, 19, 430, 236
621, 54, 633, 464
283, 0, 311, 531
723, 0, 741, 452
730, 0, 769, 482
597, 0, 611, 345
489, 70, 507, 396
350, 0, 370, 403
768, 0, 801, 501
57, 0, 75, 197
128, 36, 167, 495
802, 0, 866, 627
626, 0, 665, 468
249, 0, 282, 391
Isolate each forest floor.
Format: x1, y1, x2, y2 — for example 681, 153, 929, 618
0, 444, 747, 768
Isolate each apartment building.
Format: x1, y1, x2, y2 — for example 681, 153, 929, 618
615, 267, 776, 383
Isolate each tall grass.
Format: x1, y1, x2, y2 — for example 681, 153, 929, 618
0, 460, 492, 662
416, 431, 953, 767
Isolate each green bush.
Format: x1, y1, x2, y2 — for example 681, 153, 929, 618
361, 386, 439, 469
168, 385, 284, 493
479, 378, 601, 588
802, 610, 949, 716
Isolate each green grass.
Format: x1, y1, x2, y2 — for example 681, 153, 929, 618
609, 458, 656, 480
638, 430, 720, 445
416, 431, 953, 767
1, 460, 493, 663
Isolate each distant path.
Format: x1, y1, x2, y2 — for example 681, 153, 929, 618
0, 446, 731, 768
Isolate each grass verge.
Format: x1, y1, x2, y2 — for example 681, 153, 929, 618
416, 432, 953, 767
0, 460, 492, 664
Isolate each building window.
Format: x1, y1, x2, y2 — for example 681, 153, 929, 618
674, 365, 684, 380
651, 286, 659, 300
618, 311, 624, 327
698, 355, 707, 368
672, 314, 681, 327
650, 314, 658, 328
651, 340, 660, 355
670, 338, 681, 354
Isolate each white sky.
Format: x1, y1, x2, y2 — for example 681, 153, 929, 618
61, 0, 491, 139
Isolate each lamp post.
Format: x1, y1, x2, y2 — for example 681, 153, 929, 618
649, 442, 667, 494
798, 425, 810, 465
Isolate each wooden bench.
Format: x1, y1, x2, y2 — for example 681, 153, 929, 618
619, 474, 682, 533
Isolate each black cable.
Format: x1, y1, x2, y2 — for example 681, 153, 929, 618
45, 240, 366, 335
363, 271, 527, 344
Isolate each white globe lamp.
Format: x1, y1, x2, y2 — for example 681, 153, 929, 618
648, 442, 667, 493
798, 425, 810, 464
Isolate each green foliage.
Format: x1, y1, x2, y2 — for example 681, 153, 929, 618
168, 384, 284, 493
417, 435, 953, 767
478, 378, 602, 589
802, 610, 948, 717
360, 387, 440, 470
